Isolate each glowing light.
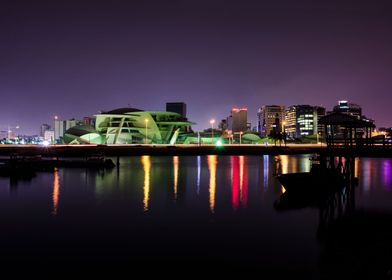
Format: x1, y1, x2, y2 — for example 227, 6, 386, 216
280, 155, 289, 174
173, 156, 179, 200
239, 156, 248, 207
141, 156, 151, 211
42, 140, 50, 146
209, 119, 215, 125
215, 139, 223, 147
52, 167, 60, 216
197, 156, 201, 195
231, 156, 239, 210
208, 155, 217, 213
263, 155, 269, 191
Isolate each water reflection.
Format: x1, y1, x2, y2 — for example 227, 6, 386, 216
263, 155, 269, 191
239, 156, 248, 207
1, 155, 392, 276
141, 156, 151, 212
196, 156, 201, 195
382, 159, 391, 189
208, 155, 217, 213
231, 156, 248, 210
173, 156, 179, 200
52, 167, 60, 216
231, 156, 239, 210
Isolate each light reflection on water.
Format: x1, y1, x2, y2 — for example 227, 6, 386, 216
173, 156, 179, 201
2, 155, 391, 215
52, 167, 60, 216
141, 155, 151, 212
0, 155, 391, 274
207, 155, 217, 213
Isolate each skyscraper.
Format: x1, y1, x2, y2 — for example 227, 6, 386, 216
54, 118, 80, 142
257, 105, 285, 137
40, 123, 51, 137
284, 105, 325, 138
227, 107, 247, 133
166, 102, 187, 118
333, 100, 362, 119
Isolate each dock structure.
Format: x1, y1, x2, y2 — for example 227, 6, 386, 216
319, 112, 377, 148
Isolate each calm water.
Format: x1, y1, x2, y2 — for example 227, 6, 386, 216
0, 155, 391, 278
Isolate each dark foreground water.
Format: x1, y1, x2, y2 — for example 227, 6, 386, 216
0, 155, 391, 278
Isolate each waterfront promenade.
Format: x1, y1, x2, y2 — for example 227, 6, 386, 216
0, 144, 391, 157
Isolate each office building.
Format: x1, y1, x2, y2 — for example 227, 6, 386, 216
333, 100, 362, 119
54, 118, 81, 142
284, 105, 325, 138
166, 102, 187, 119
257, 105, 285, 137
227, 107, 247, 133
40, 123, 51, 137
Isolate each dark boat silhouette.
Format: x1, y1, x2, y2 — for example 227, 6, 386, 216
277, 160, 346, 195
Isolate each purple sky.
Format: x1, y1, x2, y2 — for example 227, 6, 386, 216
1, 0, 392, 134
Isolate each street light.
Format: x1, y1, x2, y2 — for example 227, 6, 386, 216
145, 118, 149, 144
240, 131, 243, 145
210, 119, 215, 144
282, 121, 286, 146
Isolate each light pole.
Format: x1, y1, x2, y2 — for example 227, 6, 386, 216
282, 121, 286, 146
53, 115, 58, 144
210, 119, 215, 144
240, 131, 243, 145
145, 119, 149, 144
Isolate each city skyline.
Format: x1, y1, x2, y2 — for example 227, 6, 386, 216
1, 0, 392, 134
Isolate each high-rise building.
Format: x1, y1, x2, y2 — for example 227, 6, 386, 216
315, 106, 326, 137
54, 118, 81, 142
331, 100, 375, 135
333, 100, 362, 119
227, 108, 247, 133
40, 123, 51, 137
44, 130, 55, 143
257, 105, 285, 137
284, 105, 325, 138
166, 102, 187, 118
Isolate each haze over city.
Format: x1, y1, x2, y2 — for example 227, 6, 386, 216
1, 0, 391, 135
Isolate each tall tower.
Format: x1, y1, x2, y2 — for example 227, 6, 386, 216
228, 107, 247, 133
166, 102, 187, 118
257, 105, 285, 137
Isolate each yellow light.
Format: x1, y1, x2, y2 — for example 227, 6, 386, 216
141, 156, 151, 212
52, 167, 60, 216
208, 155, 217, 214
173, 156, 179, 200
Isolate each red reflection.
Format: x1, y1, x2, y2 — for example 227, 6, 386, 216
231, 156, 239, 210
239, 156, 248, 207
231, 156, 248, 210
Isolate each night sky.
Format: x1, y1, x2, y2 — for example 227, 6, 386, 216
1, 0, 392, 135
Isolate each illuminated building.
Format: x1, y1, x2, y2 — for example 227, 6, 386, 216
54, 118, 81, 142
333, 100, 362, 119
284, 105, 326, 138
257, 105, 285, 137
64, 107, 194, 144
227, 107, 247, 133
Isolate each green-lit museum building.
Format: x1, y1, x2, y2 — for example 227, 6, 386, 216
64, 107, 194, 144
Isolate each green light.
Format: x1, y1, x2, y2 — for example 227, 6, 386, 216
215, 139, 223, 147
